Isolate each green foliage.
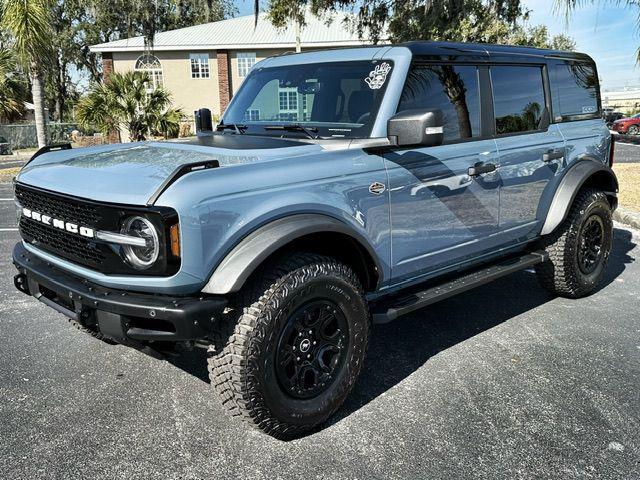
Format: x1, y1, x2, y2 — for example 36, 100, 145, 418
0, 48, 27, 121
66, 0, 236, 83
267, 0, 575, 49
0, 0, 53, 67
76, 71, 182, 142
1, 0, 53, 147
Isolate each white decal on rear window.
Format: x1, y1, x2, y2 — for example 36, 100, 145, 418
365, 62, 392, 90
582, 106, 597, 114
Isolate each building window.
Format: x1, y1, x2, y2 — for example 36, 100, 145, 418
237, 52, 256, 78
244, 109, 260, 121
278, 87, 298, 121
190, 53, 210, 79
135, 54, 164, 91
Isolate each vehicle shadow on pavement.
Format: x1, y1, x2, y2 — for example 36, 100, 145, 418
325, 227, 636, 430
166, 228, 636, 434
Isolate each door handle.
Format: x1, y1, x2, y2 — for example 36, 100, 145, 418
542, 149, 565, 162
468, 163, 497, 176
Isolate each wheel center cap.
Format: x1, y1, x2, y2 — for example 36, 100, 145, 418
299, 338, 311, 353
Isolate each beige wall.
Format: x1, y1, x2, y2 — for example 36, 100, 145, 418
228, 48, 291, 95
111, 47, 310, 119
112, 50, 221, 117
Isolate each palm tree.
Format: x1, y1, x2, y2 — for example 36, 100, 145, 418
0, 48, 26, 121
76, 71, 183, 142
1, 0, 53, 148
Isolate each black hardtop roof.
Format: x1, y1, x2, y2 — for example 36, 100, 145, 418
400, 41, 594, 64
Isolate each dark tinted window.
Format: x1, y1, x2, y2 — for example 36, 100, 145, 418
398, 65, 480, 142
550, 62, 598, 120
490, 66, 546, 135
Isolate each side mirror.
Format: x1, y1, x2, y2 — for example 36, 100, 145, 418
195, 108, 213, 134
387, 109, 444, 147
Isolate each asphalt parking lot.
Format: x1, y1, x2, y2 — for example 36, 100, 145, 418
615, 140, 640, 163
1, 185, 639, 479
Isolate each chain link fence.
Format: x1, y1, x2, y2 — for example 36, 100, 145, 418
0, 123, 100, 149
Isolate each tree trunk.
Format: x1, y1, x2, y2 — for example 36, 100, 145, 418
54, 56, 66, 121
438, 66, 473, 139
30, 66, 47, 148
294, 20, 302, 53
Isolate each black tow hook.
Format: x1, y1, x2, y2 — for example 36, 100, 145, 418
14, 273, 30, 295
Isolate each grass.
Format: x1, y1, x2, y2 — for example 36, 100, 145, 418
613, 163, 640, 212
0, 167, 20, 183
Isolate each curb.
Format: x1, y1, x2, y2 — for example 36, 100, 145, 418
613, 207, 640, 230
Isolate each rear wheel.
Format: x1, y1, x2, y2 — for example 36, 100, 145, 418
535, 188, 613, 298
208, 253, 370, 439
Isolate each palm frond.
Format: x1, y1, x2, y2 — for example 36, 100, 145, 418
0, 0, 53, 68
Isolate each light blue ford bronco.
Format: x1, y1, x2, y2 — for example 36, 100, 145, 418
13, 42, 617, 439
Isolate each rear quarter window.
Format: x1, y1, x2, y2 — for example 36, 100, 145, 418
550, 61, 599, 121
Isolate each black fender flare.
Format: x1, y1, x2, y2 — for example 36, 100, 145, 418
201, 214, 383, 294
540, 158, 618, 235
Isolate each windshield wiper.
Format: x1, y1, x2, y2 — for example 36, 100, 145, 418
217, 123, 247, 134
264, 124, 319, 139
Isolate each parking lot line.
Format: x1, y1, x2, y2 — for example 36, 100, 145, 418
0, 198, 15, 201
0, 228, 18, 231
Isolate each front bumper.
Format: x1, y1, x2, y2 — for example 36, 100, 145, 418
12, 242, 226, 343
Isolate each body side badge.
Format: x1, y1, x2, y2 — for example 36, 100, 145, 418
369, 182, 386, 195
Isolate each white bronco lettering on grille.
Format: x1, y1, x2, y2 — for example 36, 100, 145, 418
21, 207, 95, 238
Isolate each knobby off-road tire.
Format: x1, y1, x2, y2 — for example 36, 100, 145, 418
535, 188, 613, 298
207, 253, 370, 439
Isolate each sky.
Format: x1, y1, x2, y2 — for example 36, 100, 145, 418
234, 0, 639, 92
522, 0, 639, 91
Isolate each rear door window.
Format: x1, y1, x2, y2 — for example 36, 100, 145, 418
398, 64, 481, 142
550, 62, 599, 121
490, 66, 546, 135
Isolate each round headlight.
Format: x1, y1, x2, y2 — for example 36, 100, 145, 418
120, 216, 159, 270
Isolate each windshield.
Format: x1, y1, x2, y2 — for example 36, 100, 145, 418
222, 60, 393, 139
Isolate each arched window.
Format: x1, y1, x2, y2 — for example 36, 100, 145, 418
135, 54, 163, 90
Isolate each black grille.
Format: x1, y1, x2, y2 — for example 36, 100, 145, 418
15, 183, 180, 276
19, 217, 106, 266
15, 184, 102, 227
16, 184, 107, 268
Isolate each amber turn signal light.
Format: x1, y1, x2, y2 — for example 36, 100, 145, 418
169, 223, 180, 257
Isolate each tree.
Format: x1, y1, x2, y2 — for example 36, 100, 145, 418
76, 71, 182, 142
265, 0, 574, 49
66, 0, 235, 84
1, 0, 53, 147
0, 48, 27, 121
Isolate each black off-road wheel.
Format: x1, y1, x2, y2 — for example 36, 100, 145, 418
207, 253, 370, 439
535, 188, 613, 298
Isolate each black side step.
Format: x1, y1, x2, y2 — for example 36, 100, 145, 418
371, 251, 548, 324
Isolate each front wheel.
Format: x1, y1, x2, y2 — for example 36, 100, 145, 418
535, 188, 613, 298
628, 125, 639, 135
208, 253, 370, 439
